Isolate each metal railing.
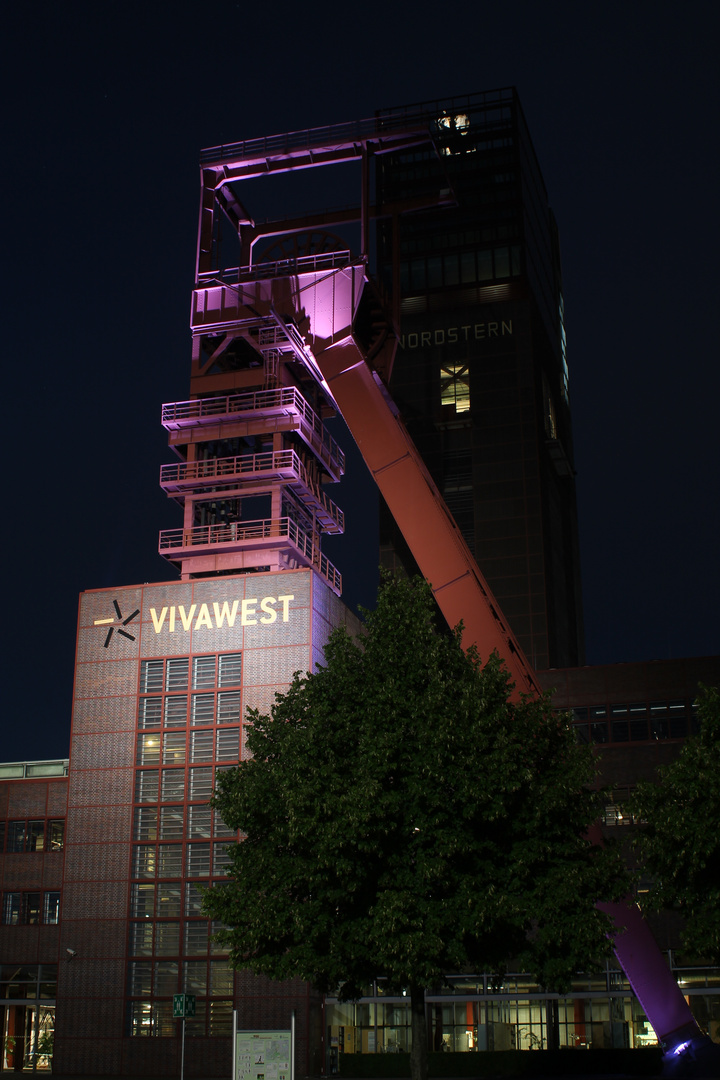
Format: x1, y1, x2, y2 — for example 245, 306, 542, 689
159, 450, 344, 532
160, 450, 286, 485
158, 517, 341, 592
161, 386, 345, 476
195, 251, 359, 286
200, 117, 396, 165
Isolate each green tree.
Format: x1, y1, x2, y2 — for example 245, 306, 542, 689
631, 685, 720, 963
204, 575, 628, 1080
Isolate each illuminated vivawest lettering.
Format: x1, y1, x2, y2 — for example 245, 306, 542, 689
399, 320, 513, 349
148, 594, 294, 634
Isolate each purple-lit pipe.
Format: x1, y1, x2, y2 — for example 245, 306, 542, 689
599, 899, 701, 1050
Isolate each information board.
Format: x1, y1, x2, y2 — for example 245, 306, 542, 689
235, 1030, 291, 1080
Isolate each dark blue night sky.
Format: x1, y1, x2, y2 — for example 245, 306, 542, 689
3, 0, 719, 763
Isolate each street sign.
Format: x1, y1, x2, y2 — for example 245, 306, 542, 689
175, 994, 196, 1080
173, 993, 196, 1018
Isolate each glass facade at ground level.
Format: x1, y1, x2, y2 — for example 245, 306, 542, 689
1, 966, 56, 1073
326, 965, 720, 1069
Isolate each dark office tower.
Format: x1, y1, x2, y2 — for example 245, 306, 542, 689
375, 89, 584, 670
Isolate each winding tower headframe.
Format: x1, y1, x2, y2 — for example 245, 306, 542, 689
157, 118, 436, 590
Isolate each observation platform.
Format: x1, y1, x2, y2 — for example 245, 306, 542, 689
160, 450, 343, 533
162, 387, 344, 483
158, 517, 341, 594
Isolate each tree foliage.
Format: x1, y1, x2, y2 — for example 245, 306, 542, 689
630, 685, 720, 963
204, 575, 628, 1076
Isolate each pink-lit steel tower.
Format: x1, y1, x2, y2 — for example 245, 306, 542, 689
156, 119, 450, 595
157, 279, 346, 590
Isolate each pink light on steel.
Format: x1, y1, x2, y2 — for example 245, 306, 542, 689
158, 518, 341, 595
199, 250, 357, 284
161, 387, 345, 482
597, 900, 703, 1056
198, 117, 435, 178
161, 386, 334, 435
187, 248, 539, 696
159, 450, 344, 534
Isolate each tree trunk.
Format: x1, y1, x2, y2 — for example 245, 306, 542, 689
545, 998, 559, 1050
409, 984, 428, 1080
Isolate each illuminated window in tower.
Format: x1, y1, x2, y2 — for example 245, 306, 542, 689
441, 364, 470, 413
437, 112, 474, 156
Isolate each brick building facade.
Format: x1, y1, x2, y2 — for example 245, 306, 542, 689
2, 570, 359, 1077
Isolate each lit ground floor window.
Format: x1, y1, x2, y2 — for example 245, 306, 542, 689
1, 966, 56, 1072
326, 995, 645, 1057
325, 965, 720, 1068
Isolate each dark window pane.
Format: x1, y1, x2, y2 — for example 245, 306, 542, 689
27, 821, 45, 852
135, 771, 159, 803
43, 892, 60, 924
193, 656, 216, 689
629, 719, 649, 741
48, 820, 65, 852
218, 654, 242, 688
23, 894, 41, 925
7, 822, 25, 852
166, 659, 189, 692
2, 893, 21, 924
140, 660, 164, 693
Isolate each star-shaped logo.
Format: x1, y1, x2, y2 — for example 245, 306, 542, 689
94, 599, 140, 648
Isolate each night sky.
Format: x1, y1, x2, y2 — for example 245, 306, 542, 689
3, 0, 718, 764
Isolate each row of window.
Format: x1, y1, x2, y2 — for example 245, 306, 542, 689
133, 841, 231, 878
2, 892, 60, 926
328, 996, 642, 1053
400, 245, 521, 293
0, 819, 64, 853
134, 804, 234, 843
129, 919, 227, 958
140, 654, 241, 694
128, 957, 232, 998
130, 842, 230, 894
0, 964, 57, 1000
571, 699, 697, 745
135, 765, 227, 803
127, 949, 234, 1036
138, 691, 240, 729
128, 998, 232, 1037
137, 728, 241, 766
131, 880, 222, 921
397, 211, 518, 257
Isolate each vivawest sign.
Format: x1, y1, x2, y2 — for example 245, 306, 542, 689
148, 595, 295, 634
93, 592, 297, 648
